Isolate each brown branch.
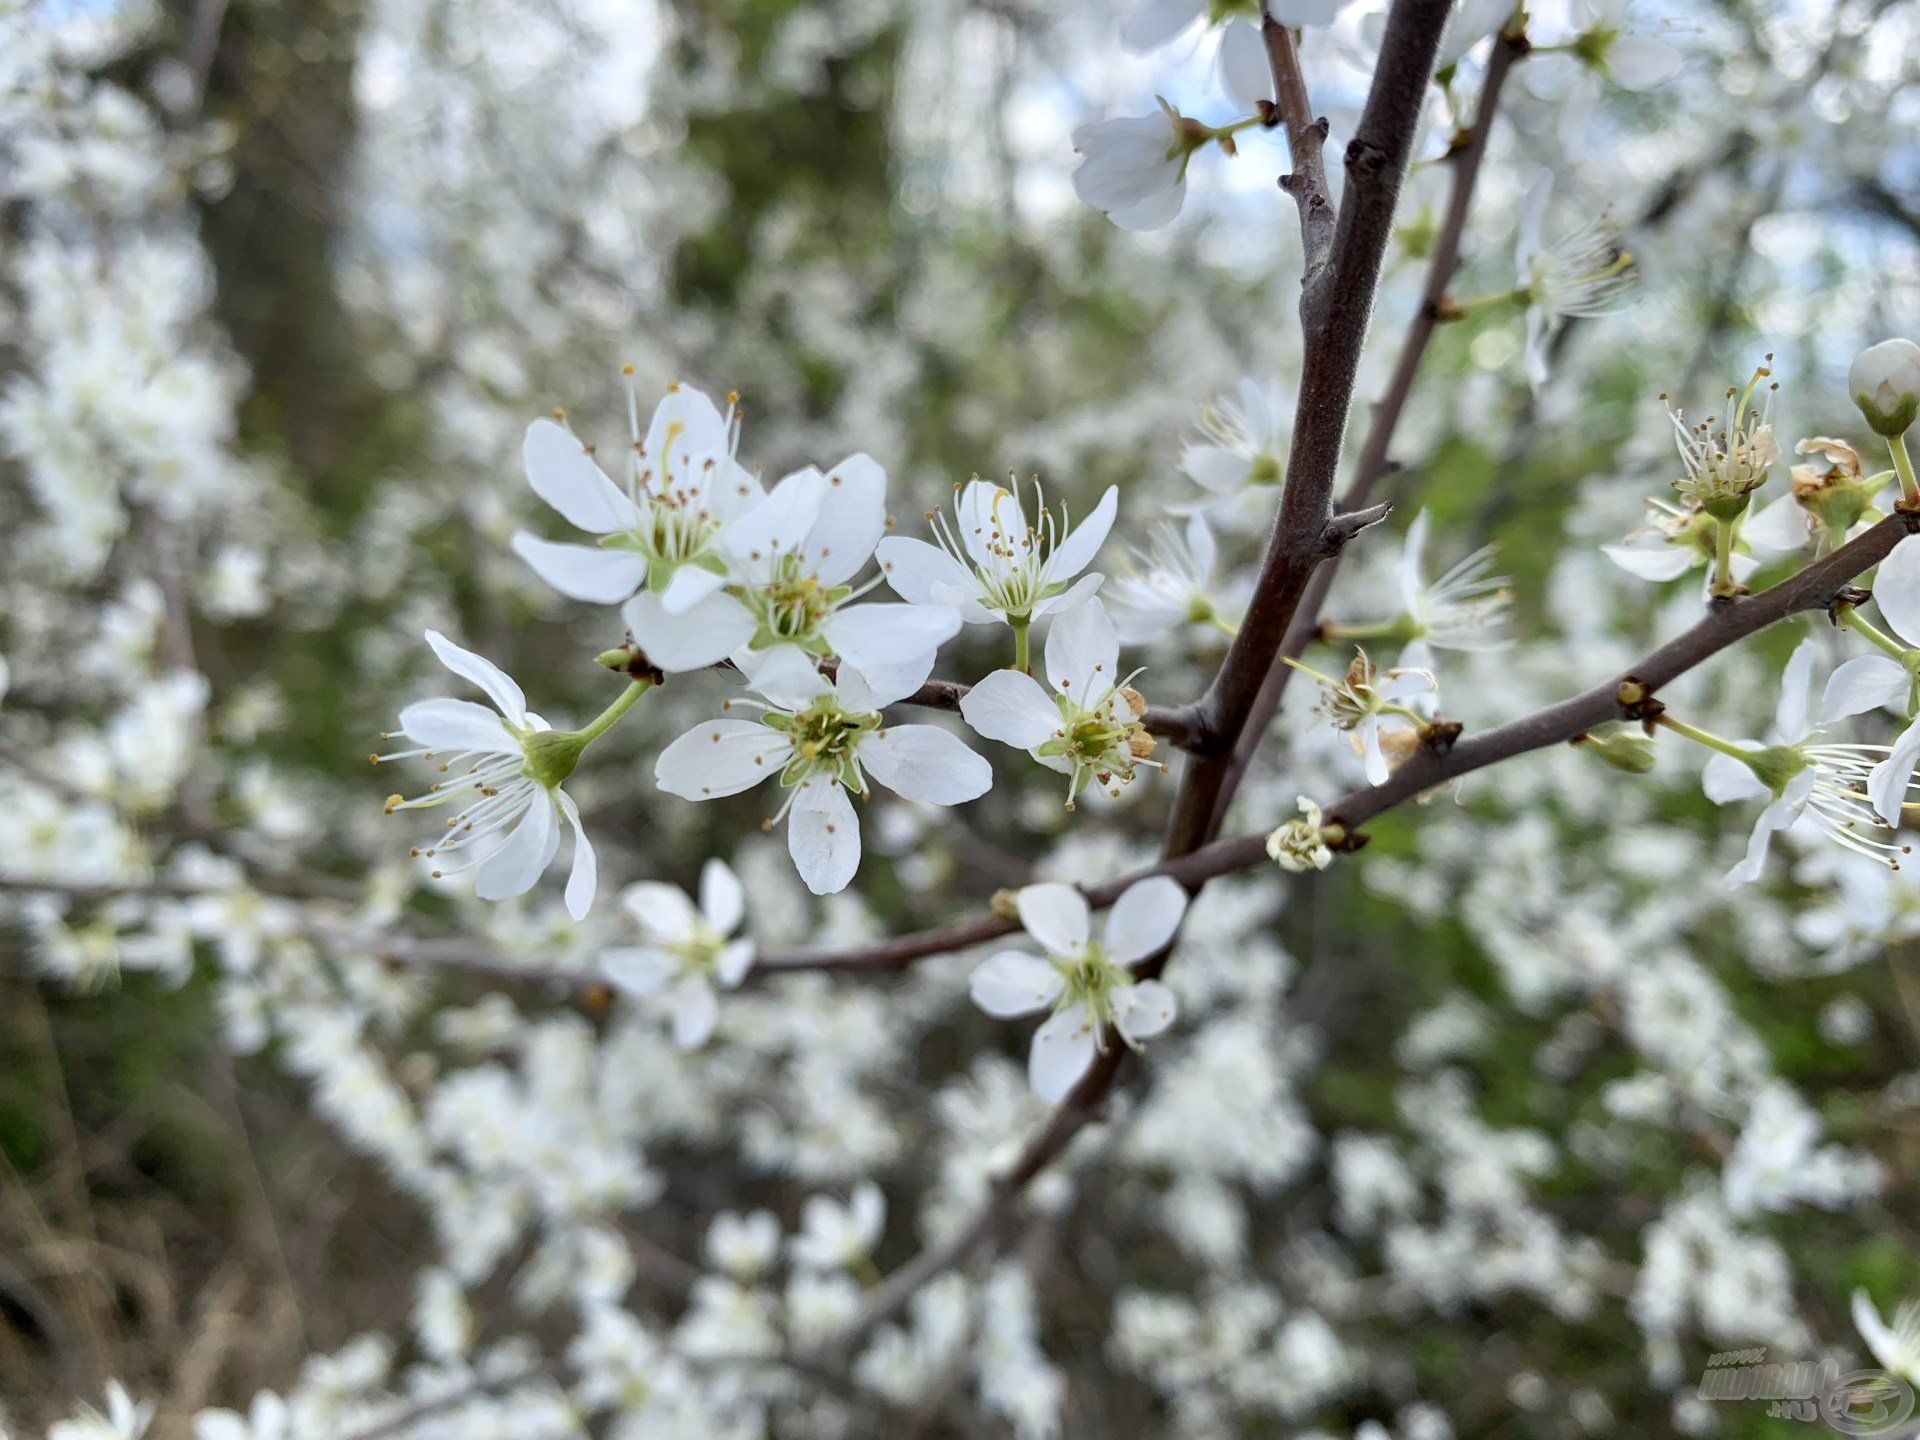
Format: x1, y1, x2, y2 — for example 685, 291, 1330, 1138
1166, 0, 1454, 856
1210, 23, 1527, 832
1262, 5, 1335, 297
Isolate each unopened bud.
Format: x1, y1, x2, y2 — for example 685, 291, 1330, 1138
1850, 338, 1920, 437
1574, 726, 1656, 774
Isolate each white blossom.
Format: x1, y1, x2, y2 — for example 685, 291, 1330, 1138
655, 649, 991, 893
970, 876, 1187, 1101
602, 859, 755, 1047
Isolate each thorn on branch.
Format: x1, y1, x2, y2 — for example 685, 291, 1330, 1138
1318, 501, 1394, 555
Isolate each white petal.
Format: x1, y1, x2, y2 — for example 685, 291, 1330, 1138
1605, 32, 1681, 90
642, 386, 731, 490
522, 418, 642, 534
788, 779, 861, 895
1741, 493, 1810, 555
722, 466, 826, 583
837, 646, 940, 712
558, 789, 596, 919
1103, 874, 1189, 964
658, 563, 729, 615
1031, 571, 1106, 621
1268, 0, 1350, 23
623, 881, 700, 942
473, 793, 559, 901
1359, 716, 1391, 785
1773, 638, 1817, 740
957, 480, 1026, 574
1041, 487, 1118, 587
970, 950, 1064, 1017
668, 976, 720, 1048
749, 645, 832, 709
1107, 175, 1187, 232
1725, 797, 1792, 887
1121, 0, 1202, 50
1183, 444, 1252, 494
878, 536, 977, 608
1112, 979, 1178, 1042
623, 589, 757, 672
700, 858, 745, 934
863, 724, 993, 805
805, 453, 888, 585
1870, 718, 1920, 827
1217, 17, 1273, 108
655, 720, 790, 799
425, 630, 529, 723
1702, 750, 1768, 805
1876, 536, 1920, 647
511, 532, 648, 603
716, 938, 756, 987
1602, 542, 1695, 582
959, 668, 1060, 749
1028, 1004, 1099, 1103
1017, 882, 1091, 955
1044, 597, 1121, 707
826, 604, 960, 697
1821, 654, 1906, 723
398, 698, 520, 754
603, 945, 677, 995
1395, 510, 1431, 609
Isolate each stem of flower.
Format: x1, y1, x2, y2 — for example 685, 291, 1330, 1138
1011, 619, 1031, 674
1710, 517, 1738, 597
1437, 285, 1531, 321
1891, 431, 1920, 512
576, 679, 651, 744
1839, 604, 1909, 662
1207, 613, 1242, 639
1656, 712, 1755, 765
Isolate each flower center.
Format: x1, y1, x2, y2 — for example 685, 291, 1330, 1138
1052, 943, 1130, 1024
745, 555, 847, 651
766, 694, 879, 788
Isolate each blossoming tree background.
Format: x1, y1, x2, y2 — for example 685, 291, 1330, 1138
8, 0, 1920, 1435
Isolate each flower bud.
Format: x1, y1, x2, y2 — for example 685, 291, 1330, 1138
1849, 338, 1920, 437
1574, 726, 1656, 774
1266, 798, 1336, 874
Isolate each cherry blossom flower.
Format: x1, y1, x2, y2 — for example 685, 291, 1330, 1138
877, 476, 1115, 666
1744, 437, 1883, 555
375, 630, 624, 917
512, 379, 760, 605
1179, 377, 1288, 520
1556, 0, 1682, 91
654, 649, 990, 894
958, 598, 1163, 807
790, 1182, 885, 1272
1070, 100, 1256, 232
1512, 173, 1640, 391
1675, 640, 1917, 884
1326, 512, 1509, 670
1104, 515, 1232, 645
1852, 1289, 1920, 1385
602, 859, 754, 1047
969, 876, 1188, 1101
1287, 647, 1436, 785
625, 455, 959, 695
1266, 797, 1336, 873
1602, 497, 1761, 588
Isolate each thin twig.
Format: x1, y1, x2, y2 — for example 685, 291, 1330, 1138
1261, 5, 1335, 296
